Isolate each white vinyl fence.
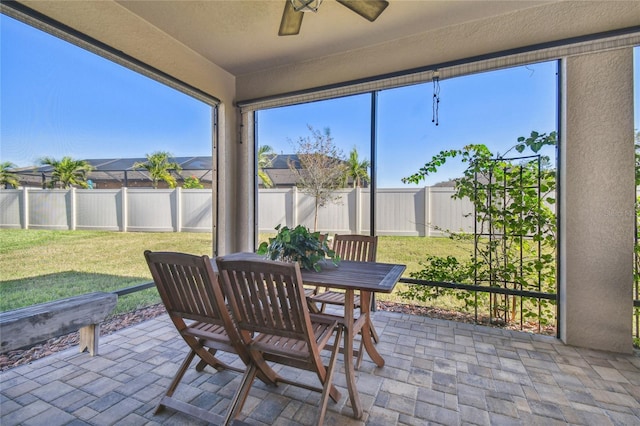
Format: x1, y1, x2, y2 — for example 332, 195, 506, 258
0, 188, 213, 232
0, 187, 475, 235
258, 187, 474, 236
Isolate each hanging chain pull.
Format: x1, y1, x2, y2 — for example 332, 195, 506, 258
432, 70, 440, 126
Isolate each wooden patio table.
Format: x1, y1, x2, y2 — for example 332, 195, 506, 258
300, 260, 406, 419
212, 253, 405, 420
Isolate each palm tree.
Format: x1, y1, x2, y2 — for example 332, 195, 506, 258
39, 156, 94, 189
133, 151, 182, 188
0, 161, 19, 188
343, 147, 370, 188
258, 145, 276, 188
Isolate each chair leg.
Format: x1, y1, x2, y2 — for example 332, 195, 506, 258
156, 349, 197, 414
355, 301, 379, 368
224, 363, 258, 425
355, 337, 364, 370
189, 339, 244, 374
317, 325, 343, 426
195, 347, 219, 372
307, 299, 321, 314
370, 323, 380, 344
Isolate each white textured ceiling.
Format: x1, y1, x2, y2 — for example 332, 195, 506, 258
115, 0, 548, 76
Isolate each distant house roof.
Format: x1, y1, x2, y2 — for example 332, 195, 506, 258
13, 156, 213, 188
12, 154, 356, 188
268, 154, 300, 169
261, 154, 358, 188
433, 179, 457, 187
262, 154, 299, 187
26, 156, 213, 172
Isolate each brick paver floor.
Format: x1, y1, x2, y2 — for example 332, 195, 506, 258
1, 310, 640, 425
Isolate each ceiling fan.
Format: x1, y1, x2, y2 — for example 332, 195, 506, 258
279, 0, 389, 36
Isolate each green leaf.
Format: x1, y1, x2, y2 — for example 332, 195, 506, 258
256, 224, 339, 271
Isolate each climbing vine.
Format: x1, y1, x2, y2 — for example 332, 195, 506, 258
401, 131, 558, 329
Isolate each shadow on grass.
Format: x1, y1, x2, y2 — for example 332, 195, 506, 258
0, 271, 159, 316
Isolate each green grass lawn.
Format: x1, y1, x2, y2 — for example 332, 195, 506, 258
0, 229, 214, 315
1, 229, 474, 316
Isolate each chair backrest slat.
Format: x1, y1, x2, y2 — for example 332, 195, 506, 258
333, 234, 378, 262
145, 251, 226, 325
217, 258, 312, 342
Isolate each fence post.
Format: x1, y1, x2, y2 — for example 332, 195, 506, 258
70, 187, 76, 231
291, 186, 297, 227
424, 186, 430, 237
354, 187, 361, 234
175, 187, 182, 232
22, 187, 29, 229
121, 187, 128, 232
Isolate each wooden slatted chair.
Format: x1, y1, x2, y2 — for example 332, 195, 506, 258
216, 254, 344, 426
144, 250, 277, 424
307, 234, 380, 366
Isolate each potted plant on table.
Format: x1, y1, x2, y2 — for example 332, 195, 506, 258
257, 224, 339, 272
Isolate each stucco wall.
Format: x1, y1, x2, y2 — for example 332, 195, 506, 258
559, 48, 635, 354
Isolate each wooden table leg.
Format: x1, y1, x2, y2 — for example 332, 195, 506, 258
359, 291, 384, 367
343, 289, 362, 419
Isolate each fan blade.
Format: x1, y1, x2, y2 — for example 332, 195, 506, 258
279, 1, 304, 36
336, 0, 389, 22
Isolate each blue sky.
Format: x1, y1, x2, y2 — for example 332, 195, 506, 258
1, 15, 212, 166
258, 62, 560, 187
1, 14, 639, 188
